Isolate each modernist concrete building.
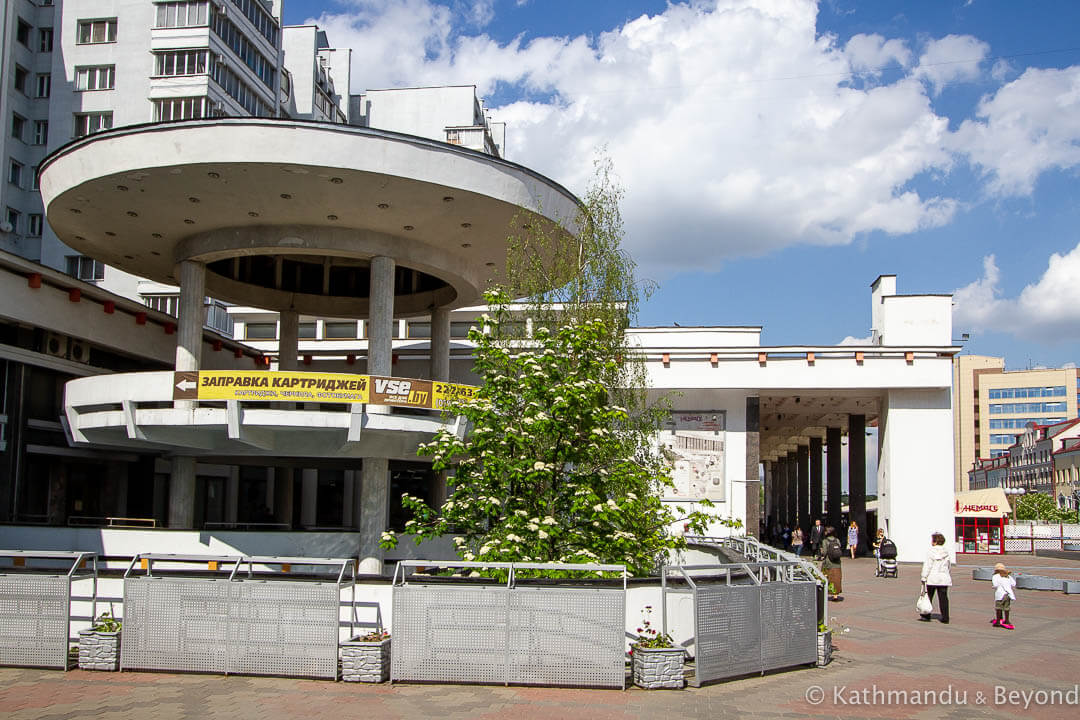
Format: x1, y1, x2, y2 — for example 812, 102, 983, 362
953, 356, 1080, 491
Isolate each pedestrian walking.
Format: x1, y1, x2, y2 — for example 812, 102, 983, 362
847, 521, 859, 559
991, 562, 1016, 629
809, 519, 824, 559
792, 526, 804, 556
821, 526, 843, 600
919, 532, 953, 624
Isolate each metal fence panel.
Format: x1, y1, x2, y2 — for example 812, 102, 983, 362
122, 577, 230, 674
0, 574, 70, 669
392, 584, 509, 684
759, 582, 816, 671
507, 587, 624, 687
693, 584, 762, 684
227, 581, 339, 679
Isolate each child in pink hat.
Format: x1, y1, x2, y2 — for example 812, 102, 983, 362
991, 563, 1016, 629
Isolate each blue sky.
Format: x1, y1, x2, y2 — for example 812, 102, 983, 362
285, 1, 1080, 370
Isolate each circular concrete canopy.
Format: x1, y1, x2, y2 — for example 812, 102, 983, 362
39, 119, 582, 316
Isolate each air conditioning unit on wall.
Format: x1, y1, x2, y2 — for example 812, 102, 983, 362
68, 339, 90, 363
44, 332, 68, 358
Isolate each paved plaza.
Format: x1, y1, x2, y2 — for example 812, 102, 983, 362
1, 555, 1078, 720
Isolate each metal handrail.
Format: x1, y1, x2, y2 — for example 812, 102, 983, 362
393, 559, 628, 591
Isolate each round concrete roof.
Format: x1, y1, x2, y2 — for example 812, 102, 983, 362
39, 119, 582, 316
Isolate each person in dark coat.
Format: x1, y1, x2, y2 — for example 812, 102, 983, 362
821, 526, 843, 600
809, 518, 824, 559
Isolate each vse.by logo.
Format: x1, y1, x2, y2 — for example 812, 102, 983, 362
375, 378, 429, 405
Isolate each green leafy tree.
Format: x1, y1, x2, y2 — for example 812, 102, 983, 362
381, 292, 734, 575
1014, 492, 1076, 523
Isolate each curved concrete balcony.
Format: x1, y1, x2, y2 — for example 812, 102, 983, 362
38, 119, 582, 317
64, 372, 464, 460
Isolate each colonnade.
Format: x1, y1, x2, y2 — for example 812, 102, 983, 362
166, 257, 454, 575
765, 415, 870, 554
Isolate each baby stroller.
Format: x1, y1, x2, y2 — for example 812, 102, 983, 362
875, 537, 898, 578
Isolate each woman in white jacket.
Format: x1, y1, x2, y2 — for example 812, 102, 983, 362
919, 532, 953, 624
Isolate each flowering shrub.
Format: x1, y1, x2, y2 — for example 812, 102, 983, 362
380, 291, 737, 577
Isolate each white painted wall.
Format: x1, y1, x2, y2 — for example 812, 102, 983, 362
880, 295, 953, 347
877, 388, 956, 563
360, 85, 480, 140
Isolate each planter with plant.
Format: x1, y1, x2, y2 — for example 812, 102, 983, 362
817, 617, 848, 667
340, 629, 390, 682
78, 612, 121, 671
631, 606, 684, 689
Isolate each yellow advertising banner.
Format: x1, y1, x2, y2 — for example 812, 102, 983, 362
173, 371, 477, 410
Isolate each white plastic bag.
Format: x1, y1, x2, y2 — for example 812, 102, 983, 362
916, 590, 932, 615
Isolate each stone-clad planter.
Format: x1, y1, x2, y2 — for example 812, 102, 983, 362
341, 637, 390, 682
632, 645, 685, 689
817, 631, 832, 667
78, 630, 121, 671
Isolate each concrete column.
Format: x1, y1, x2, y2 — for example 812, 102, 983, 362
168, 456, 196, 528
826, 427, 843, 532
368, 256, 395, 377
300, 468, 318, 528
175, 260, 205, 373
359, 256, 395, 574
810, 436, 823, 524
744, 397, 761, 537
358, 458, 389, 575
225, 467, 239, 524
342, 470, 355, 527
777, 458, 788, 530
786, 451, 797, 529
797, 444, 809, 535
430, 306, 450, 382
273, 467, 294, 528
848, 414, 867, 555
279, 310, 299, 371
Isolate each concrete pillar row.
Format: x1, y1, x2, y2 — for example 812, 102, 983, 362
359, 256, 395, 575
786, 451, 798, 529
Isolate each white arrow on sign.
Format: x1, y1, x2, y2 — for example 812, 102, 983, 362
175, 379, 197, 392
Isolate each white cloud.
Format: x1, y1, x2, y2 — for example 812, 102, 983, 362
953, 242, 1080, 342
844, 33, 910, 75
951, 66, 1080, 196
306, 1, 1072, 277
913, 34, 989, 95
838, 334, 873, 345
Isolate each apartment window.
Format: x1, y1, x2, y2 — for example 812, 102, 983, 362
299, 323, 317, 339
33, 121, 48, 145
209, 60, 272, 117
11, 114, 26, 141
155, 2, 209, 29
35, 74, 50, 98
8, 160, 23, 187
144, 296, 179, 316
28, 214, 42, 237
30, 166, 39, 190
245, 323, 276, 340
5, 208, 19, 233
74, 66, 115, 92
16, 19, 31, 47
155, 50, 207, 77
227, 0, 280, 45
211, 9, 276, 90
39, 28, 53, 53
324, 321, 357, 339
451, 322, 475, 338
66, 256, 105, 281
153, 97, 208, 122
13, 66, 29, 95
77, 19, 117, 45
73, 112, 112, 138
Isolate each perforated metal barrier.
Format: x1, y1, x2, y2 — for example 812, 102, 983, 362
391, 561, 626, 688
664, 562, 817, 686
121, 554, 352, 679
0, 551, 97, 670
